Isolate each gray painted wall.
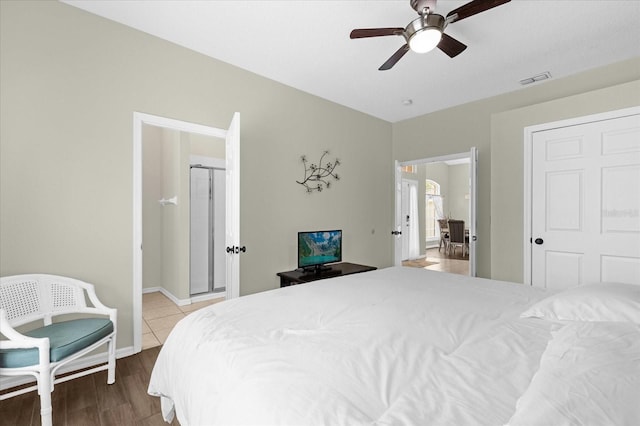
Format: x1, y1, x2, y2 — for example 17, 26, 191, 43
0, 1, 392, 349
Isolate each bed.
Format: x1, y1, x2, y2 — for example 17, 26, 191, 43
148, 267, 640, 425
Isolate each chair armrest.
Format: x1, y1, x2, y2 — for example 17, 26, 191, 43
0, 309, 50, 355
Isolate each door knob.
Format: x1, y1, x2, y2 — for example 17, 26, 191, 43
534, 238, 544, 245
227, 246, 246, 254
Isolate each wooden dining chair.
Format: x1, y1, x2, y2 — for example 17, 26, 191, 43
447, 220, 467, 257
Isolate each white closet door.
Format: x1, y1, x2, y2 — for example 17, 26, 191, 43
531, 113, 640, 289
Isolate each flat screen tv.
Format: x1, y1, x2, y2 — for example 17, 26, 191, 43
298, 230, 342, 273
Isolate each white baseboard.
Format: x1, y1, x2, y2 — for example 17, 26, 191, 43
191, 291, 225, 304
143, 286, 224, 306
0, 345, 135, 391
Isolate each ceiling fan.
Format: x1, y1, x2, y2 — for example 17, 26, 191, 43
350, 0, 511, 70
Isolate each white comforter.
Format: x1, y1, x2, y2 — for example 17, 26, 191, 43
148, 267, 554, 426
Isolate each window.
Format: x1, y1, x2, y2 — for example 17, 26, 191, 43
425, 180, 442, 241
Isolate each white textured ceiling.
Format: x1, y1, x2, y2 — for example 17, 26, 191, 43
63, 0, 640, 122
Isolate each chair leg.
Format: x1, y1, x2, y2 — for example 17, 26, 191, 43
39, 373, 53, 426
107, 336, 116, 384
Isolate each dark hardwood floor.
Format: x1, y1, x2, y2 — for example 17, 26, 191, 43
0, 347, 179, 426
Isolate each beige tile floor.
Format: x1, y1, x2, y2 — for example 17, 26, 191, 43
142, 292, 224, 350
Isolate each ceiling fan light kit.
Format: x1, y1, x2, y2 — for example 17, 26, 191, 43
407, 15, 444, 53
350, 0, 511, 70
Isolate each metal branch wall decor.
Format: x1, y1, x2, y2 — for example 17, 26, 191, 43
297, 150, 341, 193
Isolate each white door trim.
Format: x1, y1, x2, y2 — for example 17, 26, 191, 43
469, 147, 478, 277
522, 106, 640, 285
393, 161, 402, 266
133, 112, 228, 354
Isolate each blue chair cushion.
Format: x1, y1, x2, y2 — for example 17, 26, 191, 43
0, 318, 113, 368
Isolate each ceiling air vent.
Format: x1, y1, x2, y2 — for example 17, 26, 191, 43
519, 71, 552, 85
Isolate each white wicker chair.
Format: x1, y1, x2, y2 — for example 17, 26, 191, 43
0, 274, 117, 426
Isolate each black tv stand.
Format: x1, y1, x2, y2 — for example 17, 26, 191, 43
302, 264, 333, 275
277, 262, 377, 287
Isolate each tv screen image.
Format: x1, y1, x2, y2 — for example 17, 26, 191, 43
298, 230, 342, 270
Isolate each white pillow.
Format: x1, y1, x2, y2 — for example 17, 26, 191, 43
506, 321, 640, 426
521, 282, 640, 323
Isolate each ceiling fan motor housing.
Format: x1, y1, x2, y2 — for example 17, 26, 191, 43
405, 13, 445, 38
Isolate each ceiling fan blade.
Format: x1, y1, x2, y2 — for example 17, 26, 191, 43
446, 0, 510, 23
350, 28, 404, 39
379, 44, 410, 71
437, 33, 467, 58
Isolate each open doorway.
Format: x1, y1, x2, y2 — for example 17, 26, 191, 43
394, 148, 477, 276
132, 112, 240, 354
141, 127, 226, 302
